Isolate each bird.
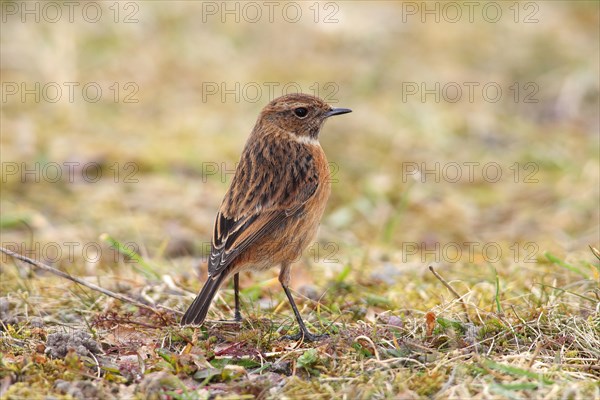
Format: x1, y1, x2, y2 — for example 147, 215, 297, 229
180, 93, 351, 341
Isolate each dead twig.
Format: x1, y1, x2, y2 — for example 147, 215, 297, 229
0, 246, 182, 317
429, 265, 472, 324
590, 245, 600, 261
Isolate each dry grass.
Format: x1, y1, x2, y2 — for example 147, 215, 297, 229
1, 1, 599, 399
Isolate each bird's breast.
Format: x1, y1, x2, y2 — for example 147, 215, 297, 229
298, 143, 331, 237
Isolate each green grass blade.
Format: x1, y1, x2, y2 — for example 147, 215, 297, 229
483, 359, 554, 385
100, 233, 160, 280
544, 252, 589, 279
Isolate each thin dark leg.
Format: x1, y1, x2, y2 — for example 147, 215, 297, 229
234, 273, 242, 322
280, 284, 327, 342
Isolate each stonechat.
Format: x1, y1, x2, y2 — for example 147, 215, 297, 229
181, 93, 351, 341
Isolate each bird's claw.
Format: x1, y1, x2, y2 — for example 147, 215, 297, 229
280, 331, 328, 342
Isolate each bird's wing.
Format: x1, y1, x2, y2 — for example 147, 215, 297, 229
208, 141, 319, 277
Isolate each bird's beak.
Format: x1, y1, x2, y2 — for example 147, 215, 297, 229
324, 107, 352, 118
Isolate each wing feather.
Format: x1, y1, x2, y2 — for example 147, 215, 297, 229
207, 138, 319, 276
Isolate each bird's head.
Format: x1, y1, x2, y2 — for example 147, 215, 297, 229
257, 93, 351, 140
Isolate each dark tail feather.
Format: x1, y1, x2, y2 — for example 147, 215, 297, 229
181, 273, 227, 325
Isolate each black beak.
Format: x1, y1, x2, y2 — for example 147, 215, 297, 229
324, 107, 352, 118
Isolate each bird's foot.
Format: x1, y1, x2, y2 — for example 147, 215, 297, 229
280, 330, 328, 342
214, 311, 243, 324
234, 311, 243, 323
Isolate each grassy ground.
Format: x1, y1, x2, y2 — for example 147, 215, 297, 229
1, 1, 599, 399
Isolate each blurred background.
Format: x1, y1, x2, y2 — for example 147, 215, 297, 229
1, 1, 598, 302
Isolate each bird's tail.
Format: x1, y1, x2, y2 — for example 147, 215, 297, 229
181, 273, 227, 325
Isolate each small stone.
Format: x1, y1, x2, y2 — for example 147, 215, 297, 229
388, 316, 403, 327
298, 284, 320, 301
45, 330, 102, 359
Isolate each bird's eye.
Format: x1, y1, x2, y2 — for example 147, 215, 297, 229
294, 107, 308, 118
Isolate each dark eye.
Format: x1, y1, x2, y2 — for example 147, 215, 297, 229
294, 107, 308, 118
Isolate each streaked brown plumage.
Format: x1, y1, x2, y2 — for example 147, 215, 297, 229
181, 93, 351, 341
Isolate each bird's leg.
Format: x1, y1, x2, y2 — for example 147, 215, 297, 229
278, 263, 327, 342
213, 273, 242, 324
281, 285, 327, 341
234, 273, 242, 322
